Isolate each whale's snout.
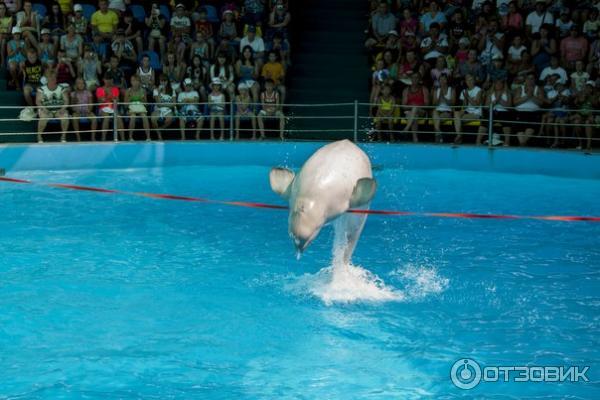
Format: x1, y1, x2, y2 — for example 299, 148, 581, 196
293, 235, 312, 253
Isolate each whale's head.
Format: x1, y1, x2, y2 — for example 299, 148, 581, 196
288, 197, 325, 254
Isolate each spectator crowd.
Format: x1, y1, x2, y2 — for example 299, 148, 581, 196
4, 0, 291, 142
366, 0, 599, 151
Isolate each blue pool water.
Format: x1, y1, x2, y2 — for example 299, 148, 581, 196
1, 145, 599, 398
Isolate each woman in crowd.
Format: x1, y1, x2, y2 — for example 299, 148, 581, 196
151, 75, 176, 141
453, 73, 486, 145
401, 72, 429, 143
431, 73, 455, 143
124, 74, 150, 141
235, 45, 260, 102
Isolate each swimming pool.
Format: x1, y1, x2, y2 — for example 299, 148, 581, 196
1, 143, 599, 398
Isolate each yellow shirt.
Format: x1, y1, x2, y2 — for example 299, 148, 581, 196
57, 0, 72, 14
261, 62, 284, 85
91, 10, 118, 33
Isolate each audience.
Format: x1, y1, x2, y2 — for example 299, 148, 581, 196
4, 1, 291, 142
366, 0, 599, 150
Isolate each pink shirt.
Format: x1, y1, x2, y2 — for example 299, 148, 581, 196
560, 36, 588, 63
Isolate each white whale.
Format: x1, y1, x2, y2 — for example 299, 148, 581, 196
269, 140, 376, 263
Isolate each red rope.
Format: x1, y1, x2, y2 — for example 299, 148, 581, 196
1, 176, 598, 223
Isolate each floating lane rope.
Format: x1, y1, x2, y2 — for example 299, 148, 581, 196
1, 176, 599, 223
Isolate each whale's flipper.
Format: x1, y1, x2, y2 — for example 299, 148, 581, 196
349, 178, 377, 208
270, 167, 295, 199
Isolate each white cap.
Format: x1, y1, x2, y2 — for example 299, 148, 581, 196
11, 26, 21, 34
73, 4, 83, 11
183, 78, 193, 85
585, 80, 595, 87
211, 77, 222, 85
41, 28, 50, 35
237, 82, 248, 91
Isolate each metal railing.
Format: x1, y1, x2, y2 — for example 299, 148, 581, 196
1, 100, 598, 151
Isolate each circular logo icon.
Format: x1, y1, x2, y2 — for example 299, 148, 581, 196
451, 358, 482, 390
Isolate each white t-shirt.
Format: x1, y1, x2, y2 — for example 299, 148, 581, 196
240, 36, 265, 55
171, 15, 191, 30
508, 45, 527, 61
539, 66, 567, 84
526, 11, 554, 34
460, 86, 482, 115
420, 33, 448, 60
178, 90, 200, 112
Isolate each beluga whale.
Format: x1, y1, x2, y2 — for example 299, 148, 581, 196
269, 139, 377, 263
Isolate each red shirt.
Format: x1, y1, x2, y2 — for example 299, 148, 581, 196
96, 86, 120, 109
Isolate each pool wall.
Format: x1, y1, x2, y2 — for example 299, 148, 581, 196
0, 142, 598, 179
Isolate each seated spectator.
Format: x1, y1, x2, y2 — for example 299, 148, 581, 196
236, 45, 260, 102
190, 31, 211, 68
207, 78, 226, 140
151, 75, 176, 141
370, 58, 390, 104
36, 73, 70, 143
54, 49, 76, 86
455, 49, 485, 85
365, 1, 396, 50
91, 0, 119, 41
399, 8, 417, 38
7, 27, 27, 88
146, 2, 167, 60
484, 54, 508, 89
45, 2, 66, 43
243, 0, 265, 26
373, 84, 395, 142
487, 79, 512, 146
419, 1, 446, 34
571, 81, 597, 152
432, 73, 456, 143
70, 77, 97, 141
171, 3, 192, 61
502, 1, 523, 33
397, 49, 424, 85
186, 55, 208, 101
38, 28, 57, 66
124, 75, 150, 141
90, 31, 109, 63
78, 45, 101, 90
507, 34, 527, 76
16, 1, 40, 48
257, 79, 285, 140
195, 7, 215, 55
104, 55, 126, 89
178, 78, 204, 140
119, 10, 144, 56
583, 9, 599, 40
447, 10, 467, 49
560, 26, 588, 69
540, 73, 569, 147
69, 4, 89, 37
136, 54, 155, 94
96, 72, 123, 141
261, 51, 286, 103
240, 25, 265, 68
570, 60, 589, 93
111, 28, 137, 72
401, 73, 429, 142
420, 22, 449, 63
556, 9, 574, 38
477, 18, 504, 68
235, 82, 256, 139
540, 56, 567, 85
588, 29, 600, 75
454, 37, 470, 65
22, 47, 43, 106
531, 24, 557, 73
453, 74, 486, 145
513, 73, 544, 146
220, 9, 240, 48
163, 52, 187, 93
0, 2, 13, 67
61, 24, 83, 63
210, 52, 235, 99
430, 55, 450, 88
267, 2, 290, 42
513, 51, 536, 85
526, 0, 554, 37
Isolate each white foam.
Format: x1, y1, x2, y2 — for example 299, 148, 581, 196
287, 259, 448, 306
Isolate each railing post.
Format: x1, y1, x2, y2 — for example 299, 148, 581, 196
113, 99, 118, 142
353, 100, 358, 142
229, 100, 234, 141
488, 103, 493, 148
